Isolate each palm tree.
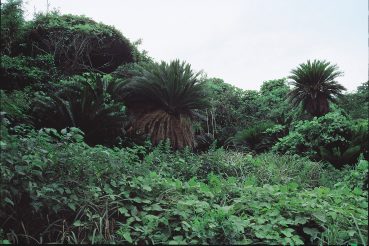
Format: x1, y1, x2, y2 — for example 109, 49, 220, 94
288, 59, 346, 117
123, 60, 209, 149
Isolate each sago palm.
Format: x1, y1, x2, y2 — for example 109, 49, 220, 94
288, 60, 346, 117
123, 60, 209, 149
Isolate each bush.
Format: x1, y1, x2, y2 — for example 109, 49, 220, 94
0, 88, 33, 124
31, 73, 129, 146
273, 112, 366, 168
24, 12, 137, 75
0, 55, 58, 90
228, 121, 275, 153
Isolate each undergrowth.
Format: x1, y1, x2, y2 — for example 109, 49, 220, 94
0, 123, 368, 245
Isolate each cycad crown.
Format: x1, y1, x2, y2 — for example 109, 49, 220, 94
288, 59, 346, 117
123, 60, 209, 149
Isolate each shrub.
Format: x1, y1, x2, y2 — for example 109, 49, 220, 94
31, 73, 128, 146
273, 112, 365, 168
227, 121, 275, 153
194, 133, 216, 152
0, 88, 33, 124
24, 12, 137, 75
0, 55, 58, 90
0, 123, 146, 243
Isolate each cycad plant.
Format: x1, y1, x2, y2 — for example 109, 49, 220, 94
227, 121, 275, 153
123, 60, 209, 149
32, 73, 128, 146
288, 60, 346, 117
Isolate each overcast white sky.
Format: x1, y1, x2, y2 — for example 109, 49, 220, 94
23, 0, 367, 92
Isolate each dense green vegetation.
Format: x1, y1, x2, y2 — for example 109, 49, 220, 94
1, 1, 368, 245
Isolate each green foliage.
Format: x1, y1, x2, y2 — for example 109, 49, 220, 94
194, 133, 216, 152
351, 120, 369, 157
288, 59, 346, 117
112, 62, 148, 81
24, 12, 137, 74
0, 0, 25, 55
124, 60, 210, 114
229, 121, 275, 153
121, 60, 210, 149
201, 78, 260, 145
143, 144, 340, 189
31, 73, 128, 146
258, 78, 293, 124
0, 88, 33, 124
273, 112, 367, 167
0, 5, 367, 245
0, 123, 367, 244
336, 160, 369, 191
338, 81, 369, 120
0, 55, 58, 90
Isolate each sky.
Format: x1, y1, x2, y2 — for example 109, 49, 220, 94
23, 0, 367, 92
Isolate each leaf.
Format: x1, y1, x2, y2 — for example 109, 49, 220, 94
303, 227, 319, 241
353, 187, 362, 196
292, 235, 304, 245
348, 230, 356, 237
151, 204, 163, 211
181, 221, 191, 229
168, 241, 180, 245
142, 185, 152, 191
255, 231, 267, 239
132, 197, 142, 203
281, 228, 294, 237
0, 141, 7, 148
268, 209, 280, 217
73, 220, 83, 227
68, 203, 76, 211
173, 235, 183, 240
288, 182, 299, 190
122, 232, 133, 243
4, 197, 14, 206
294, 216, 308, 224
312, 212, 326, 223
118, 207, 129, 216
130, 206, 138, 216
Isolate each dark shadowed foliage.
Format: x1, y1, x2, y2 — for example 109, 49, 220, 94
0, 54, 58, 90
227, 121, 275, 153
31, 73, 128, 146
